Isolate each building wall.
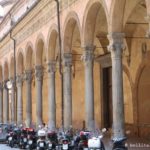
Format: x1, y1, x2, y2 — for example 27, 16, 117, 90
0, 0, 150, 137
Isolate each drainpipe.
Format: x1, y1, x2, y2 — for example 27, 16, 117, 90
54, 0, 64, 128
10, 30, 17, 124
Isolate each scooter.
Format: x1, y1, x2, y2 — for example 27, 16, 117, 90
26, 128, 37, 150
88, 128, 106, 150
36, 129, 47, 150
75, 131, 90, 150
19, 128, 28, 149
112, 137, 127, 150
46, 130, 58, 150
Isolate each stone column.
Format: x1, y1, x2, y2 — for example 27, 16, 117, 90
0, 82, 3, 122
10, 78, 15, 123
63, 53, 72, 129
82, 46, 95, 130
35, 66, 43, 126
25, 70, 32, 127
48, 61, 56, 129
3, 80, 9, 123
16, 75, 23, 125
107, 32, 125, 140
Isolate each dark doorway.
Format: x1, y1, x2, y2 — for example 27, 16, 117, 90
102, 67, 112, 128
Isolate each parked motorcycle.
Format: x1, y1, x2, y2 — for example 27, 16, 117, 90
47, 130, 58, 150
112, 137, 127, 150
19, 128, 28, 149
26, 128, 37, 150
75, 131, 90, 150
37, 129, 47, 150
88, 128, 106, 150
8, 127, 21, 148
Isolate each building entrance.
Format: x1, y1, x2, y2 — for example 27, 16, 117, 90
102, 67, 112, 128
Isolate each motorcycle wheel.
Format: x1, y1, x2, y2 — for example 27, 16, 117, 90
10, 141, 14, 148
101, 141, 105, 150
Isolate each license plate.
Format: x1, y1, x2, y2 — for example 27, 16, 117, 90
49, 143, 52, 147
40, 142, 44, 147
8, 137, 12, 141
29, 140, 33, 144
63, 144, 68, 149
23, 138, 27, 142
83, 148, 88, 150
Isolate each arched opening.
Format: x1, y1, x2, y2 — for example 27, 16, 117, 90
63, 11, 83, 128
10, 56, 14, 78
36, 38, 46, 66
48, 28, 58, 61
0, 65, 3, 82
35, 36, 47, 124
26, 45, 34, 70
138, 64, 150, 137
123, 0, 148, 137
83, 0, 109, 128
3, 61, 9, 80
17, 52, 24, 75
25, 44, 35, 124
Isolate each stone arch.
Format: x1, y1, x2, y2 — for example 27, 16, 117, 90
133, 51, 150, 137
132, 62, 146, 128
82, 0, 108, 54
17, 50, 24, 75
9, 55, 14, 78
3, 60, 9, 80
122, 65, 134, 124
109, 0, 126, 32
62, 11, 82, 53
47, 24, 58, 61
136, 63, 150, 137
110, 0, 148, 32
35, 33, 46, 65
25, 42, 34, 70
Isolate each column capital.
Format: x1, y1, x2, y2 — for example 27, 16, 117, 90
35, 65, 43, 81
63, 53, 72, 67
24, 70, 32, 82
16, 75, 23, 86
107, 32, 125, 57
145, 15, 150, 38
48, 61, 56, 73
82, 45, 95, 62
3, 80, 8, 89
145, 15, 150, 22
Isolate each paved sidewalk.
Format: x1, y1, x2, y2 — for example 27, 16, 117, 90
103, 134, 150, 150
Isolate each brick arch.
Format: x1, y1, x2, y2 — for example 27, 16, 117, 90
62, 11, 82, 53
47, 23, 58, 61
35, 33, 46, 65
25, 41, 34, 70
82, 0, 108, 47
